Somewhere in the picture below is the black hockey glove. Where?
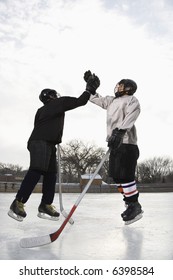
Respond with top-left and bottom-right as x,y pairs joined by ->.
108,128 -> 126,151
84,70 -> 92,82
86,74 -> 100,95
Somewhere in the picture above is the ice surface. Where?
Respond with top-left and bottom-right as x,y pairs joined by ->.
0,192 -> 173,260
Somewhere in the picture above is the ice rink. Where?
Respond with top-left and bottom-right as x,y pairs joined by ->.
0,192 -> 173,260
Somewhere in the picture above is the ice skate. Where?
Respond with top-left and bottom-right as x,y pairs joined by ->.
121,202 -> 143,225
8,199 -> 27,222
37,203 -> 60,221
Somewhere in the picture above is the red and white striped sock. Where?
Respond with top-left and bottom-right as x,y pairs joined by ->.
121,181 -> 138,198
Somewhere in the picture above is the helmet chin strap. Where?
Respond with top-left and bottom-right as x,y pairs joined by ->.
115,90 -> 129,98
114,86 -> 131,98
115,91 -> 124,98
50,92 -> 61,100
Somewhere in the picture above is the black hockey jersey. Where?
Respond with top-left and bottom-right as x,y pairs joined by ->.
28,91 -> 90,145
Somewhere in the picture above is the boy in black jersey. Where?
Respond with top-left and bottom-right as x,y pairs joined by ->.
8,77 -> 100,221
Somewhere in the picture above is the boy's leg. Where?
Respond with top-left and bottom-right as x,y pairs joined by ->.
38,144 -> 59,220
41,144 -> 57,204
110,144 -> 143,224
41,172 -> 57,205
8,169 -> 41,221
8,140 -> 49,221
16,169 -> 41,203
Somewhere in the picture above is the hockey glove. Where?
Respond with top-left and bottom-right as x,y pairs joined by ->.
84,70 -> 92,82
86,74 -> 100,95
108,128 -> 126,151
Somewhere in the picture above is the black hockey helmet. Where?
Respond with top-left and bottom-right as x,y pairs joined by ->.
39,88 -> 60,104
118,79 -> 137,95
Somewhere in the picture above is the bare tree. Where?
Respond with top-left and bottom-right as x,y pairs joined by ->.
59,140 -> 105,182
0,163 -> 23,176
137,157 -> 173,183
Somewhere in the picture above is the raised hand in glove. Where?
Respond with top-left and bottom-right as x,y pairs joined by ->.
108,128 -> 126,151
86,74 -> 100,95
84,70 -> 92,82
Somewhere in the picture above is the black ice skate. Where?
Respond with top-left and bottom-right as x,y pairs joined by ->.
8,199 -> 27,222
121,202 -> 143,225
37,203 -> 60,221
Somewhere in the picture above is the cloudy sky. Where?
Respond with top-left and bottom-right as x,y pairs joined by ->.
0,0 -> 173,169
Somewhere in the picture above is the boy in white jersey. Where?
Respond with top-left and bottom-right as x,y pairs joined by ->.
84,71 -> 143,225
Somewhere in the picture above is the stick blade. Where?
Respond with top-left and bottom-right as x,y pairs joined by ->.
20,234 -> 52,248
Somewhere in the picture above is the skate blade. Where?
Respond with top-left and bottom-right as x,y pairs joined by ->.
8,209 -> 24,222
124,212 -> 143,225
37,212 -> 59,221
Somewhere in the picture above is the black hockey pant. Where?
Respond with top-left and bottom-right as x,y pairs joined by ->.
109,144 -> 139,203
16,170 -> 57,204
16,140 -> 57,204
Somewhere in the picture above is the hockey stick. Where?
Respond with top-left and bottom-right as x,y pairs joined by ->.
20,149 -> 110,248
57,144 -> 74,224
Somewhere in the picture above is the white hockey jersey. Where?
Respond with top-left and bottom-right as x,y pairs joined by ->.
90,93 -> 140,145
